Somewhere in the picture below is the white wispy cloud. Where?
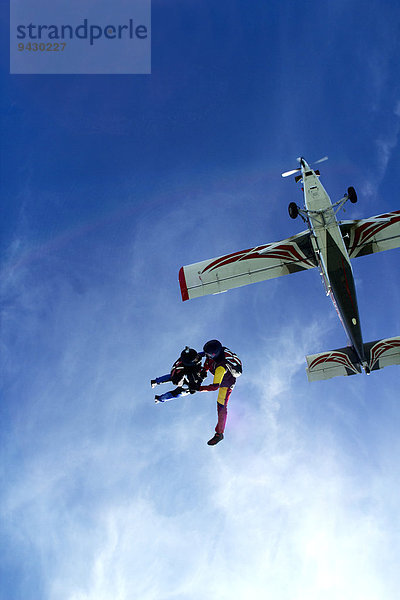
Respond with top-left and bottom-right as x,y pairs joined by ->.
360,100 -> 400,200
4,287 -> 399,600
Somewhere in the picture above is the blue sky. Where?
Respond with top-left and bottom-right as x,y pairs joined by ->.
1,1 -> 400,599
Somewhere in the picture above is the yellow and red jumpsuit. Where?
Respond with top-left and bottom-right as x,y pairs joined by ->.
200,356 -> 236,435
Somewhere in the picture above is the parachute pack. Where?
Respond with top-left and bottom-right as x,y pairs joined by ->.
223,348 -> 242,378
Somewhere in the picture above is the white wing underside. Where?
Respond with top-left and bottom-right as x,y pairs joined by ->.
340,210 -> 400,258
179,230 -> 317,301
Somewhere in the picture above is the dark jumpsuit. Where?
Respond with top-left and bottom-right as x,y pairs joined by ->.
154,357 -> 206,401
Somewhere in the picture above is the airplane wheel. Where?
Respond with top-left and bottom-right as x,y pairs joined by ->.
347,186 -> 357,203
288,202 -> 299,219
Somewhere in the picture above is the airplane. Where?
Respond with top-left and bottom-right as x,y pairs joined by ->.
179,157 -> 400,382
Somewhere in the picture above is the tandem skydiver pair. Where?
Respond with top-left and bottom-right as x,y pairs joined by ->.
151,340 -> 242,446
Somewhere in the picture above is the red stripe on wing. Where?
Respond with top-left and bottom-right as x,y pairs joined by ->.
349,211 -> 400,256
201,245 -> 271,273
369,338 -> 400,370
201,242 -> 314,274
309,351 -> 359,373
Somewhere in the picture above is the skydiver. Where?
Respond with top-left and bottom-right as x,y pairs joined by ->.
198,339 -> 242,446
151,346 -> 206,403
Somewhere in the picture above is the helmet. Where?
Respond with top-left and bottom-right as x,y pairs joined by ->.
180,346 -> 200,367
203,339 -> 223,359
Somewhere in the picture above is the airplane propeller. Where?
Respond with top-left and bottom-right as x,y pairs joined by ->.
281,167 -> 301,178
281,156 -> 328,178
313,156 -> 328,165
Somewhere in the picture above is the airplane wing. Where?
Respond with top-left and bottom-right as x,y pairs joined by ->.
340,210 -> 400,258
179,230 -> 317,301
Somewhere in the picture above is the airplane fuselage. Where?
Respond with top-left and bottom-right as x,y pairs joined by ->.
300,159 -> 366,366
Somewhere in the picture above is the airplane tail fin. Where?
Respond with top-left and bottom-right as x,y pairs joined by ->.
306,336 -> 400,382
363,336 -> 400,372
306,346 -> 362,382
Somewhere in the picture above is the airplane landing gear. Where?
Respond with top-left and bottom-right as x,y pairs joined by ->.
347,186 -> 357,203
288,202 -> 299,219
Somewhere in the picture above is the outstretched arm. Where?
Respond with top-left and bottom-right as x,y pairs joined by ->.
198,365 -> 226,392
199,383 -> 219,392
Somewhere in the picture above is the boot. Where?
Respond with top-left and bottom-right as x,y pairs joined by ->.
207,433 -> 224,446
